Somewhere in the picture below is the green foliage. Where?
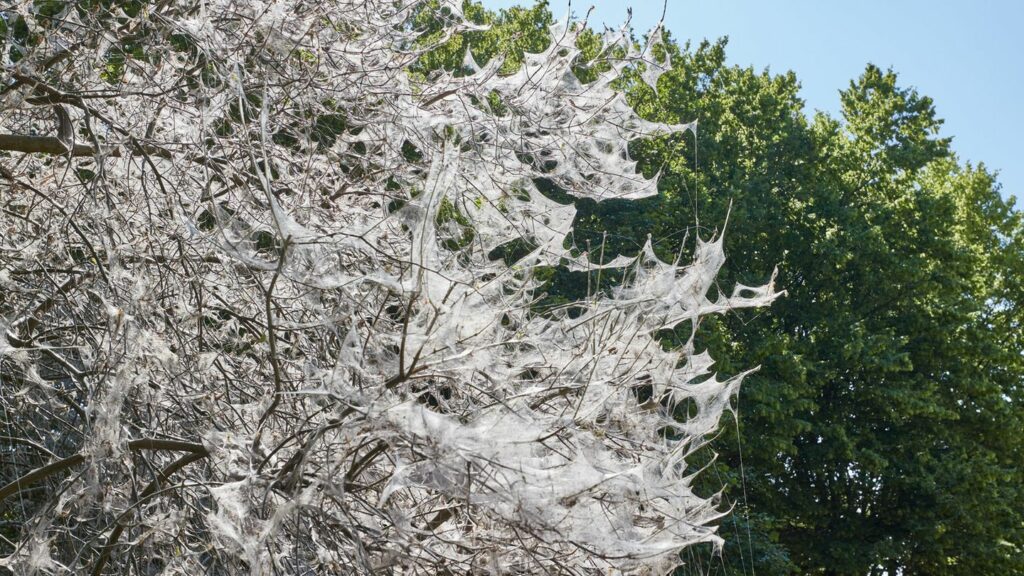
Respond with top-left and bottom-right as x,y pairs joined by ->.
439,3 -> 1024,574
410,0 -> 553,77
638,43 -> 1023,575
436,197 -> 476,250
652,47 -> 1023,576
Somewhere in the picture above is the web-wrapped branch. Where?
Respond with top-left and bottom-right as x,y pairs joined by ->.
0,1 -> 780,574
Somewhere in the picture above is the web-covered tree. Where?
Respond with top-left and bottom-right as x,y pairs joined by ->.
0,1 -> 780,574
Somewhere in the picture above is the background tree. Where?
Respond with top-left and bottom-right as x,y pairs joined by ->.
593,22 -> 1024,576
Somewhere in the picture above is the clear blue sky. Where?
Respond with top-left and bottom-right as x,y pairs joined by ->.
480,0 -> 1023,203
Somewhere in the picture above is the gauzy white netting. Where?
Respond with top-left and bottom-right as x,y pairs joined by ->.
0,1 -> 782,574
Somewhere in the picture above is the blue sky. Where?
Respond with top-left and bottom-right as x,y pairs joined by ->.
480,0 -> 1023,203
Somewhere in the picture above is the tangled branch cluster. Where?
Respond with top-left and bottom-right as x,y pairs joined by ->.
0,1 -> 781,574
